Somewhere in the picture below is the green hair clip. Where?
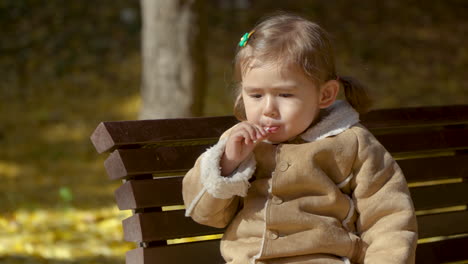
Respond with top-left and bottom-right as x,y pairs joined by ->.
239,30 -> 255,47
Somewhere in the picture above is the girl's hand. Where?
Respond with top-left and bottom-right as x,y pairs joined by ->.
220,122 -> 268,176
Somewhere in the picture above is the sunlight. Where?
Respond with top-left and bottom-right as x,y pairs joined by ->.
114,93 -> 141,120
0,161 -> 20,179
167,234 -> 224,245
0,207 -> 133,260
40,122 -> 90,143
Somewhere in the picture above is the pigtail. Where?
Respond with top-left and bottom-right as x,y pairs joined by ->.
338,76 -> 373,114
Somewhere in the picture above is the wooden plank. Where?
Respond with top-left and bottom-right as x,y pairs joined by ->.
411,181 -> 468,211
90,122 -> 116,154
115,177 -> 183,210
104,145 -> 209,180
125,236 -> 468,264
90,116 -> 238,153
399,155 -> 468,182
417,210 -> 468,239
376,126 -> 468,153
114,171 -> 468,212
123,211 -> 225,242
126,240 -> 223,264
361,104 -> 468,130
90,105 -> 468,154
416,236 -> 468,264
123,208 -> 468,243
105,140 -> 468,181
116,176 -> 468,211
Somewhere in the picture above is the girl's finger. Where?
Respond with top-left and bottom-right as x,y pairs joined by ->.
247,124 -> 264,140
254,124 -> 267,138
241,123 -> 258,141
240,130 -> 253,145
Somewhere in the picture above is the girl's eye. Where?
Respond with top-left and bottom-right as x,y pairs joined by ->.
250,94 -> 262,99
280,93 -> 293,98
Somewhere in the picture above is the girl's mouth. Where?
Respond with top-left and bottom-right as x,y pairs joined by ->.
264,126 -> 280,133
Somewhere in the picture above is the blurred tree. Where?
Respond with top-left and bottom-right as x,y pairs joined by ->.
140,0 -> 206,119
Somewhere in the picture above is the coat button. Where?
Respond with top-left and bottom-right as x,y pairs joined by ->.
278,161 -> 289,171
271,196 -> 283,205
268,230 -> 279,240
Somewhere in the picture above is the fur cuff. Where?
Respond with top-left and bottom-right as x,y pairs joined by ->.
200,138 -> 256,199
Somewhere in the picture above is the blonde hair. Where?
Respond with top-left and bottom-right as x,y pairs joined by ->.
233,12 -> 372,120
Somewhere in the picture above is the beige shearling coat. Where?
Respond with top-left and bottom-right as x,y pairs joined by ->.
183,101 -> 418,264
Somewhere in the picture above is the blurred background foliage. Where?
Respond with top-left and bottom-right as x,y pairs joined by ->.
0,0 -> 467,263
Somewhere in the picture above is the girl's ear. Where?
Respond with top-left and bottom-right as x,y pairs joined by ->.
318,80 -> 339,109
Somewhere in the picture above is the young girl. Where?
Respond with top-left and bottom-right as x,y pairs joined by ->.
183,13 -> 417,264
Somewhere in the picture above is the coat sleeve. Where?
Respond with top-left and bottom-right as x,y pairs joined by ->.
350,127 -> 418,264
182,127 -> 257,228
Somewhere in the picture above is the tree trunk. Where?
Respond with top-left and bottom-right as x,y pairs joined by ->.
140,0 -> 206,119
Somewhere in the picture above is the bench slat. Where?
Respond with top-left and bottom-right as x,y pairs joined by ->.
122,208 -> 468,242
126,240 -> 223,264
91,116 -> 237,153
104,138 -> 468,181
416,236 -> 468,264
115,177 -> 183,210
105,145 -> 209,180
377,126 -> 468,154
362,105 -> 468,130
125,236 -> 468,264
115,176 -> 467,211
410,181 -> 468,211
90,105 -> 468,154
417,210 -> 468,239
123,211 -> 224,242
399,155 -> 468,183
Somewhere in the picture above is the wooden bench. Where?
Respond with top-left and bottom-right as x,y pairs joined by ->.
91,105 -> 468,264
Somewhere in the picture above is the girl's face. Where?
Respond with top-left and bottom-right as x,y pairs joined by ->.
242,62 -> 336,143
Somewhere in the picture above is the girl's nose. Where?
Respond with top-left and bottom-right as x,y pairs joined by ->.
263,97 -> 279,118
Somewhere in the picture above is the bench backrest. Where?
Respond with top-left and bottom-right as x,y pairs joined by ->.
91,105 -> 468,264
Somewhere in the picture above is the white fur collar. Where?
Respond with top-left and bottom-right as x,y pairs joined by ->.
299,100 -> 360,142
